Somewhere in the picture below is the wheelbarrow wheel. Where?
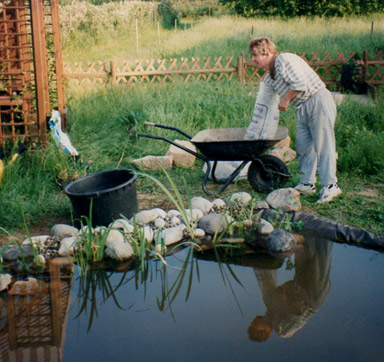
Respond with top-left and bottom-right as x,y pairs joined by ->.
248,155 -> 289,193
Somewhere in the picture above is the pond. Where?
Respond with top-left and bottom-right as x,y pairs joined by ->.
1,233 -> 383,362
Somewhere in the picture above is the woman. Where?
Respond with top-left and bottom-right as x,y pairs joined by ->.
249,37 -> 342,203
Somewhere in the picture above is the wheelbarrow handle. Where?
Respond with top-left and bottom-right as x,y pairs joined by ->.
138,133 -> 208,162
143,122 -> 192,139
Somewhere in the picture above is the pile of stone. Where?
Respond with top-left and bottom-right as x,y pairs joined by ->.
0,188 -> 302,278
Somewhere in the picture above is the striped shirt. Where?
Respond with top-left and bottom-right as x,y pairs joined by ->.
264,53 -> 325,106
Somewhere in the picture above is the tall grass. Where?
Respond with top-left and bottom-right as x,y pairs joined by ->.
62,13 -> 384,62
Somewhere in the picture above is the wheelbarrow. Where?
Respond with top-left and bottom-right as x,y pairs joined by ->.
138,122 -> 291,195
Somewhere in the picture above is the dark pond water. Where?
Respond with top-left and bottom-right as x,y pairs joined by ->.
1,234 -> 383,362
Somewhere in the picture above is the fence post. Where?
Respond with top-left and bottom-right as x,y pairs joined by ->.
362,50 -> 369,82
237,54 -> 245,85
110,60 -> 118,86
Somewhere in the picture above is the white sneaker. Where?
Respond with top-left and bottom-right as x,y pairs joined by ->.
295,183 -> 316,195
316,184 -> 342,203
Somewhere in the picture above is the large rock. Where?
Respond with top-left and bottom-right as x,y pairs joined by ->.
183,208 -> 204,223
2,244 -> 35,261
269,146 -> 297,163
132,155 -> 173,171
198,213 -> 231,235
267,229 -> 295,253
266,188 -> 301,212
166,140 -> 196,168
51,224 -> 79,238
273,135 -> 291,149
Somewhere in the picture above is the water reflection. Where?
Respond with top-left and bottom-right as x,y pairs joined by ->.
248,236 -> 332,341
0,258 -> 73,362
2,233 -> 383,362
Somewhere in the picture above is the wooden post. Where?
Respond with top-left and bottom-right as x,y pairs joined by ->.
30,0 -> 50,145
237,54 -> 245,85
50,0 -> 66,127
175,18 -> 177,31
136,18 -> 139,52
157,21 -> 161,49
110,60 -> 118,86
371,21 -> 374,36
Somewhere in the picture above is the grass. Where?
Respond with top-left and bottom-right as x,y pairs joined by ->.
0,14 -> 383,244
62,14 -> 384,62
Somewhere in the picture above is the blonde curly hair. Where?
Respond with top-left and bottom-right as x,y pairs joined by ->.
248,37 -> 277,56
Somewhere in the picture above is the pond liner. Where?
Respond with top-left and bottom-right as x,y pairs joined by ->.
259,209 -> 384,252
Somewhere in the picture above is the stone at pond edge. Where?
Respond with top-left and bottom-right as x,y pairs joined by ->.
51,224 -> 79,238
158,224 -> 187,246
2,244 -> 35,261
198,213 -> 231,235
58,237 -> 78,257
266,188 -> 301,212
258,219 -> 274,235
267,229 -> 295,253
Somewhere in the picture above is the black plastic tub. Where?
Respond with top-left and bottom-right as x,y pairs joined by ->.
64,169 -> 138,226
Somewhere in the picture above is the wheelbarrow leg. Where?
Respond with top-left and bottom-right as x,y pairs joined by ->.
202,161 -> 250,195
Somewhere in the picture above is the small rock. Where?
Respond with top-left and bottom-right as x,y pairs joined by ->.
0,274 -> 12,292
212,198 -> 226,208
104,241 -> 134,261
273,135 -> 291,148
167,209 -> 181,218
228,192 -> 252,206
266,188 -> 301,212
258,218 -> 274,235
170,216 -> 181,226
256,200 -> 270,209
159,224 -> 187,246
191,197 -> 213,214
8,277 -> 46,295
133,210 -> 159,225
109,219 -> 134,233
267,229 -> 295,253
193,228 -> 206,238
139,226 -> 154,243
154,218 -> 166,229
106,229 -> 125,244
151,208 -> 167,219
183,209 -> 204,223
154,243 -> 167,254
51,224 -> 78,238
34,254 -> 46,266
58,237 -> 78,257
22,235 -> 50,246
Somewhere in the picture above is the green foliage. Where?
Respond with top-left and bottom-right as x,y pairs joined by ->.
158,0 -> 180,29
335,99 -> 384,175
219,0 -> 384,17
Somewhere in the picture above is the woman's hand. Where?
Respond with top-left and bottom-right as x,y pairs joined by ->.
278,99 -> 289,111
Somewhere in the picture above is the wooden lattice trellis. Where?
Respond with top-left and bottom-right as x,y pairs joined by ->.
0,0 -> 65,148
